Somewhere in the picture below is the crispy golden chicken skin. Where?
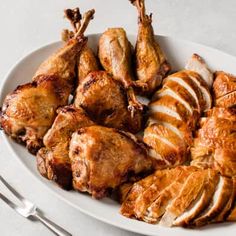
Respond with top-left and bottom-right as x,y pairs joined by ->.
69,125 -> 152,199
77,45 -> 99,84
98,27 -> 144,113
37,105 -> 94,189
130,0 -> 171,95
0,8 -> 95,154
0,37 -> 86,154
74,71 -> 145,133
62,8 -> 99,84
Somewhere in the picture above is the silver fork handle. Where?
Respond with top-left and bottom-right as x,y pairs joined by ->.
34,212 -> 72,236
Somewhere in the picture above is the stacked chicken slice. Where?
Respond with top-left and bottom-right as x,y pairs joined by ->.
120,166 -> 236,227
144,54 -> 213,168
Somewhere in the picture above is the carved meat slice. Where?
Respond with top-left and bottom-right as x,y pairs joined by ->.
148,112 -> 193,146
144,124 -> 188,167
143,166 -> 197,223
159,169 -> 207,227
164,71 -> 204,112
185,70 -> 212,111
192,176 -> 233,226
149,95 -> 195,129
173,169 -> 219,226
185,53 -> 213,88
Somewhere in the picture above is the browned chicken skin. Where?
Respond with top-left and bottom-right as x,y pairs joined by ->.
37,105 -> 94,189
98,27 -> 144,114
0,9 -> 96,154
62,8 -> 99,84
69,125 -> 152,199
130,0 -> 171,95
1,39 -> 86,154
74,71 -> 144,133
191,107 -> 236,177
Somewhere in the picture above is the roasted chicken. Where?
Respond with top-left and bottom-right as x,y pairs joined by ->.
69,125 -> 152,199
213,71 -> 236,108
191,107 -> 236,177
130,0 -> 171,95
98,27 -> 144,114
0,10 -> 93,153
145,54 -> 213,168
37,105 -> 94,189
62,8 -> 99,84
121,166 -> 236,227
74,71 -> 144,133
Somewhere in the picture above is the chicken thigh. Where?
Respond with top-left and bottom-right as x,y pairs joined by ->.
37,105 -> 94,189
74,71 -> 145,133
69,125 -> 152,199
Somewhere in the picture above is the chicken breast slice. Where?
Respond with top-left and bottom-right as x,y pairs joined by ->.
164,71 -> 203,112
186,70 -> 212,111
149,95 -> 195,129
214,177 -> 236,222
185,54 -> 213,87
148,112 -> 193,146
144,124 -> 188,167
143,166 -> 198,223
173,169 -> 219,226
159,169 -> 207,227
192,176 -> 233,226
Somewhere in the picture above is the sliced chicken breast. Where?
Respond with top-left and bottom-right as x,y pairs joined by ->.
143,166 -> 198,223
148,112 -> 193,146
173,169 -> 219,226
214,177 -> 236,222
159,169 -> 207,227
120,171 -> 164,217
164,71 -> 203,112
185,53 -> 213,88
185,70 -> 212,111
149,95 -> 195,129
133,167 -> 184,219
192,176 -> 233,226
156,80 -> 199,114
144,124 -> 188,166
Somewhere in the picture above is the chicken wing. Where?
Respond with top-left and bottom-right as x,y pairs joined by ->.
69,125 -> 152,199
130,0 -> 171,95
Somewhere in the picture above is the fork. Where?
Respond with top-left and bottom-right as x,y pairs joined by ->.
0,175 -> 72,236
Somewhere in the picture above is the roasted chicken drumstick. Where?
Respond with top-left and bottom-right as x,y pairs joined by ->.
0,11 -> 92,153
98,27 -> 144,114
62,8 -> 99,84
130,0 -> 171,95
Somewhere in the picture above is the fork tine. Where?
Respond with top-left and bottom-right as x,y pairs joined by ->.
0,192 -> 18,209
0,175 -> 32,206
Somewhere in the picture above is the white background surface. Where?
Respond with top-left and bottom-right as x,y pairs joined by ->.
0,0 -> 235,236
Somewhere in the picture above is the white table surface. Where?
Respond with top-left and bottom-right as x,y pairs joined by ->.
0,0 -> 235,235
